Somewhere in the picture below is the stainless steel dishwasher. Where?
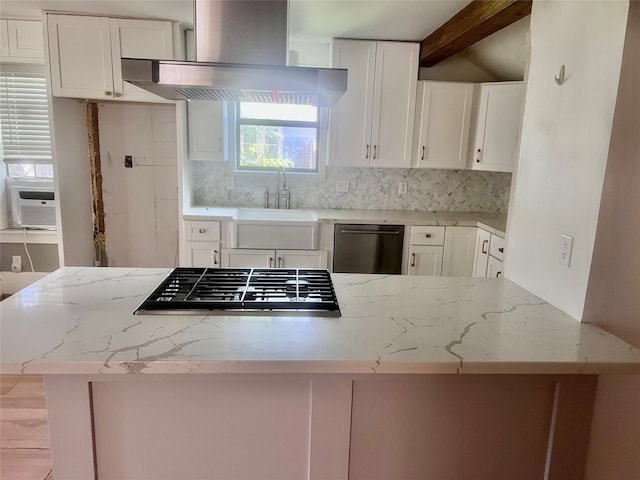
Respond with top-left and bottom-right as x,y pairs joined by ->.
333,224 -> 404,274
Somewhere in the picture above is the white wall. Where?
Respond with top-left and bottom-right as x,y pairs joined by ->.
504,0 -> 629,320
49,97 -> 94,266
582,3 -> 640,477
98,104 -> 178,268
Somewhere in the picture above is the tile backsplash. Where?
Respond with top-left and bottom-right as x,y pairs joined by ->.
191,162 -> 511,212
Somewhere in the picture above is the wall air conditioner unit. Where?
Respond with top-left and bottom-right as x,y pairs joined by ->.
9,184 -> 57,229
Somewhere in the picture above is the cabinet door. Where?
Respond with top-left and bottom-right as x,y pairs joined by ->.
471,82 -> 524,172
109,18 -> 174,102
473,228 -> 491,278
407,245 -> 443,276
442,227 -> 477,277
47,15 -> 114,99
184,242 -> 220,267
329,39 -> 376,167
486,255 -> 503,278
0,20 -> 9,58
2,20 -> 44,63
187,101 -> 226,161
221,249 -> 274,268
277,250 -> 328,269
369,41 -> 419,168
412,81 -> 474,169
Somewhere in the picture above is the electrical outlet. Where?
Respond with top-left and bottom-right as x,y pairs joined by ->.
336,179 -> 349,193
225,177 -> 235,190
398,181 -> 408,195
11,255 -> 22,273
560,234 -> 573,266
124,155 -> 133,168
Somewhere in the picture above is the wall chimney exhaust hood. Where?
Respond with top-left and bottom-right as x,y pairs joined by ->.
122,0 -> 347,106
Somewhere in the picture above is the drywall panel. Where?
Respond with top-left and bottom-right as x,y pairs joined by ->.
50,97 -> 94,266
99,103 -> 178,267
504,0 -> 629,320
582,4 -> 640,479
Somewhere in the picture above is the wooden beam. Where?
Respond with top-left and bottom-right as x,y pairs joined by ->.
420,0 -> 532,67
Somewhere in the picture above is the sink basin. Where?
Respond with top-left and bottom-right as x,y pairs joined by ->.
234,209 -> 319,250
234,208 -> 318,222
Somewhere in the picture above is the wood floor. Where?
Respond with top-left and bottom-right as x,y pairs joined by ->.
1,375 -> 53,480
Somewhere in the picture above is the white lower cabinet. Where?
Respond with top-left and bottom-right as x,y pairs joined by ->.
442,227 -> 477,277
184,242 -> 220,267
487,255 -> 503,278
407,245 -> 443,276
221,249 -> 328,269
473,228 -> 491,277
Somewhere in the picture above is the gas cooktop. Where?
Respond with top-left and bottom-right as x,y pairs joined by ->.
134,268 -> 341,317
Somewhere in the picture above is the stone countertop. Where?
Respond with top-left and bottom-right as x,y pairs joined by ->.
2,267 -> 638,375
183,207 -> 508,236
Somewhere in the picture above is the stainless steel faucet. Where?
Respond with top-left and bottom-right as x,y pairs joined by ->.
264,165 -> 291,209
276,165 -> 290,209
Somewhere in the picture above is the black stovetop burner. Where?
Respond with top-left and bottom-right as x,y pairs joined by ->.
134,268 -> 341,316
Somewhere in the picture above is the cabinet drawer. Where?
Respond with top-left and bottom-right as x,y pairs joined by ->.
410,226 -> 445,245
489,234 -> 505,261
186,221 -> 220,242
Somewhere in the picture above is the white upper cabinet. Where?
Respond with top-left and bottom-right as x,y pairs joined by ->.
187,101 -> 226,161
329,39 -> 419,168
47,14 -> 174,102
412,81 -> 474,169
0,19 -> 44,63
469,81 -> 524,173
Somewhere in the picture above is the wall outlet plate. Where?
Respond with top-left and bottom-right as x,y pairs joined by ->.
399,181 -> 408,195
560,234 -> 573,266
225,177 -> 235,190
336,179 -> 349,193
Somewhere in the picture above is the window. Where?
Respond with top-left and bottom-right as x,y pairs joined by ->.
0,70 -> 53,178
236,102 -> 318,172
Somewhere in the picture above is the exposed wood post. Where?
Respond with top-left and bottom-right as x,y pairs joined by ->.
420,0 -> 532,67
86,102 -> 107,267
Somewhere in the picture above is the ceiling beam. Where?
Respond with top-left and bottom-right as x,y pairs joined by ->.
420,0 -> 532,67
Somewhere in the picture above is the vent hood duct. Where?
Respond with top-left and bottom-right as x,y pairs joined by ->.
122,0 -> 347,106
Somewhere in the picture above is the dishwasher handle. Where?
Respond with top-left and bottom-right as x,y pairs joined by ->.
339,229 -> 400,235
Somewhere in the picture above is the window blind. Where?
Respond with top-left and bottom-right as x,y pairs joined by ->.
0,71 -> 52,164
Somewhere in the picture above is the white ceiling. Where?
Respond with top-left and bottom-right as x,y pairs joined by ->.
0,0 -> 527,79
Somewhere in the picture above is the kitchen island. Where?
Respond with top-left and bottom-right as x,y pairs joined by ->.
2,267 -> 639,479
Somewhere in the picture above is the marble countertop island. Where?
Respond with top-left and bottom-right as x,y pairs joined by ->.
2,267 -> 638,375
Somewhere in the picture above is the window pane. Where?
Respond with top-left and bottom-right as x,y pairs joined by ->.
240,102 -> 317,122
239,125 -> 316,170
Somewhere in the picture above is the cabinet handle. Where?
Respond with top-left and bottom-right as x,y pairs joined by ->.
482,239 -> 488,254
476,149 -> 482,163
364,144 -> 370,159
277,256 -> 282,268
425,233 -> 432,238
496,271 -> 502,278
269,257 -> 273,268
411,252 -> 416,267
114,92 -> 122,97
213,250 -> 218,265
198,228 -> 206,234
219,138 -> 223,153
421,145 -> 425,161
105,91 -> 112,96
373,144 -> 377,160
498,247 -> 504,253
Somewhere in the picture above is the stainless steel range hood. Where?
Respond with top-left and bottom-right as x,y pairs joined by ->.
122,0 -> 347,106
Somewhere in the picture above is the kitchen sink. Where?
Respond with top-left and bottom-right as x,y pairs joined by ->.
234,208 -> 318,222
234,209 -> 319,249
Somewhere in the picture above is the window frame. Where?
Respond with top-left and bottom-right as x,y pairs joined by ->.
233,102 -> 322,175
0,64 -> 54,179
